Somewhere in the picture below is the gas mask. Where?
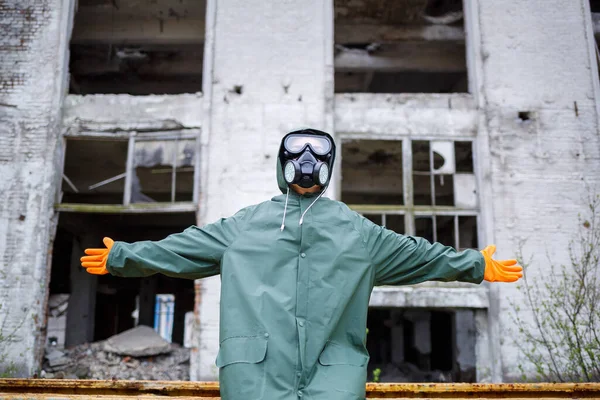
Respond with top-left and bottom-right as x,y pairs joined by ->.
279,130 -> 335,189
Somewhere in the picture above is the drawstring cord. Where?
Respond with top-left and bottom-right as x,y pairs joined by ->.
299,185 -> 328,226
280,186 -> 290,231
280,185 -> 329,230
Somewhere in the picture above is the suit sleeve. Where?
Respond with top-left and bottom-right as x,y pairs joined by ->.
105,206 -> 254,279
358,216 -> 485,286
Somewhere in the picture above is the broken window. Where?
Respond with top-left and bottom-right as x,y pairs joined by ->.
341,139 -> 404,205
60,131 -> 199,206
69,0 -> 205,95
366,308 -> 476,382
61,138 -> 128,204
334,0 -> 468,93
134,138 -> 196,203
342,138 -> 478,249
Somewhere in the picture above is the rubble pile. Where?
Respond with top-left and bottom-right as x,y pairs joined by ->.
42,326 -> 190,380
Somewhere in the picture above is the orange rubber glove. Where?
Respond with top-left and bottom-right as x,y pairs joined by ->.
80,237 -> 114,275
481,245 -> 523,282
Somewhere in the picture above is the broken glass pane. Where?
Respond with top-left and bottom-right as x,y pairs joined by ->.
454,174 -> 477,208
431,141 -> 455,175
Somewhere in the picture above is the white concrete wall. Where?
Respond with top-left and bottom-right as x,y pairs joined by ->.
0,0 -> 74,376
469,0 -> 600,380
192,0 -> 334,380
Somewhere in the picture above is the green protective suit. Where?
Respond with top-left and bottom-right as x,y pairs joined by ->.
106,139 -> 485,400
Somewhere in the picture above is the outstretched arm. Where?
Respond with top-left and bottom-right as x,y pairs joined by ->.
80,206 -> 256,280
358,217 -> 521,286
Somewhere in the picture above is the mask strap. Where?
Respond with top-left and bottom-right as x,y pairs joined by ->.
280,186 -> 290,231
299,185 -> 328,226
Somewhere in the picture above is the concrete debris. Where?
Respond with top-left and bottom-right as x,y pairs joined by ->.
103,325 -> 171,357
45,349 -> 65,361
42,328 -> 190,380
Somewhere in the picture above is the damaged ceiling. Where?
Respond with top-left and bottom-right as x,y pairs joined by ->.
334,0 -> 467,93
69,0 -> 206,94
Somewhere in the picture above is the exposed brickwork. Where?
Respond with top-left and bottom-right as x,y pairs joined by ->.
0,0 -> 70,377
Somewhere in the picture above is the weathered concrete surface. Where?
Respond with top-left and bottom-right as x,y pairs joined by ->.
192,0 -> 334,380
469,0 -> 600,381
0,0 -> 74,376
335,93 -> 478,138
63,94 -> 203,132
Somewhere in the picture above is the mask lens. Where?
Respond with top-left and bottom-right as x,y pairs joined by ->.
285,135 -> 331,155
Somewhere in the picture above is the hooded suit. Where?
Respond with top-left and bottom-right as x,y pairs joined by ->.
105,129 -> 485,399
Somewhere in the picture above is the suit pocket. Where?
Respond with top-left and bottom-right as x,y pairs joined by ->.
314,341 -> 369,399
318,340 -> 369,366
216,336 -> 268,400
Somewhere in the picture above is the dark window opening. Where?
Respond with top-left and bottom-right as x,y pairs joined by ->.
48,212 -> 196,351
385,214 -> 405,234
69,0 -> 206,95
334,0 -> 468,93
341,139 -> 404,205
366,308 -> 476,382
61,139 -> 128,204
454,141 -> 473,173
458,216 -> 478,250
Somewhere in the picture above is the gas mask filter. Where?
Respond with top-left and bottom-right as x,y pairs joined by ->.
280,133 -> 333,188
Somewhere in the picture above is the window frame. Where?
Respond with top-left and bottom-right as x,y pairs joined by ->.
57,128 -> 202,214
340,135 -> 481,250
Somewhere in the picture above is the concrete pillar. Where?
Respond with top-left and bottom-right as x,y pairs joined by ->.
192,0 -> 334,380
404,310 -> 431,370
0,0 -> 75,376
65,236 -> 97,347
465,0 -> 600,381
172,282 -> 193,346
455,310 -> 476,381
138,276 -> 157,328
390,310 -> 405,364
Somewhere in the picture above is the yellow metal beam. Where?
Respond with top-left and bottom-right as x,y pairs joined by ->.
0,380 -> 599,399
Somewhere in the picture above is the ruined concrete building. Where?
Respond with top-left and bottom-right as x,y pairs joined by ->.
1,0 -> 599,382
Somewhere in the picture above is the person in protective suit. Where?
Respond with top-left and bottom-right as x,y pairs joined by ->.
81,129 -> 522,400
